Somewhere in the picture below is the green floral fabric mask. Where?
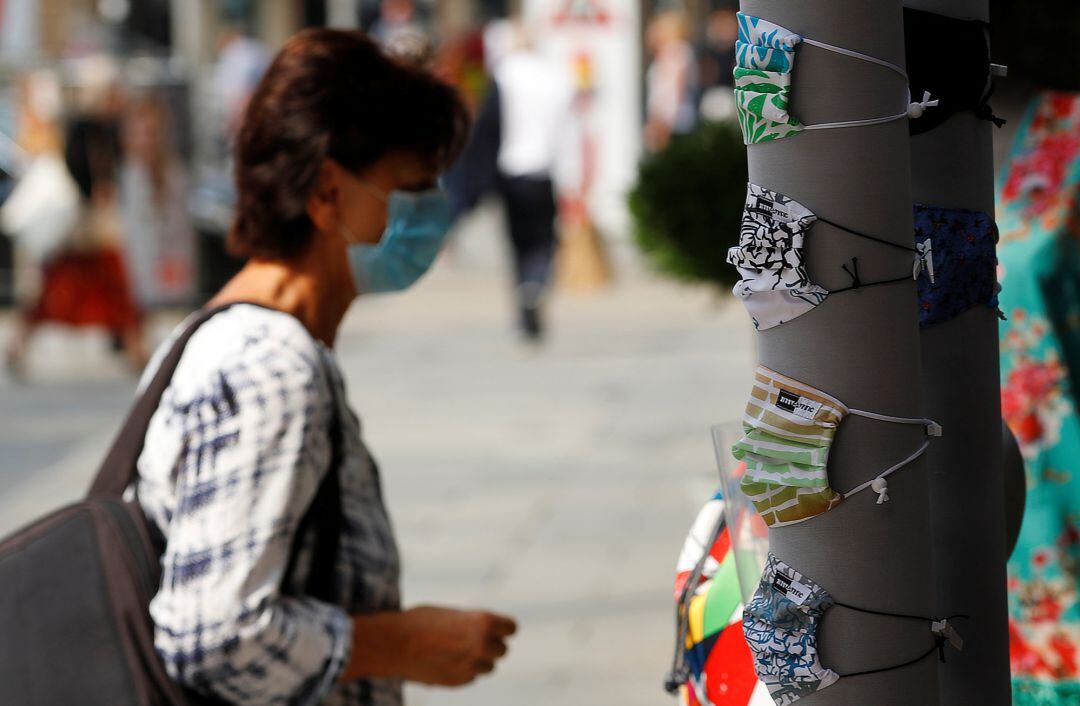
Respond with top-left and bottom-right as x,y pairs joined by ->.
733,12 -> 933,145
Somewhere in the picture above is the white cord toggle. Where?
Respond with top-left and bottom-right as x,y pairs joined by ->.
907,90 -> 939,119
871,477 -> 889,504
914,240 -> 935,284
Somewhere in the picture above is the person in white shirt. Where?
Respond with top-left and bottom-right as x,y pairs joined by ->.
490,24 -> 574,340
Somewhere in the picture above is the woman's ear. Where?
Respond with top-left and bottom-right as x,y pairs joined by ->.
306,159 -> 341,234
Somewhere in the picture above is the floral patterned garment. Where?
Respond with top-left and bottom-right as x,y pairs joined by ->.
998,92 -> 1080,706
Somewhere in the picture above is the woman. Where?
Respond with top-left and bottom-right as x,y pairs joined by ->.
119,93 -> 196,307
131,30 -> 516,705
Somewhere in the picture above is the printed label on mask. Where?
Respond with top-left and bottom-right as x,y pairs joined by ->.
776,389 -> 823,420
751,200 -> 794,223
772,570 -> 811,606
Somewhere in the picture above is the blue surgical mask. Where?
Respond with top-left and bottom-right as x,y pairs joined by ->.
344,186 -> 452,294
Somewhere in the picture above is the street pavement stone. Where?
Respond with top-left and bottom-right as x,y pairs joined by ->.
0,257 -> 754,706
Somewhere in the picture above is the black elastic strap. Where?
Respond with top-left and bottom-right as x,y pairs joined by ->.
839,640 -> 942,679
828,257 -> 913,295
831,608 -> 970,678
975,102 -> 1007,128
283,369 -> 344,603
816,216 -> 918,255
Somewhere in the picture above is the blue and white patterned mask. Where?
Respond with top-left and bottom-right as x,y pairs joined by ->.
743,554 -> 966,705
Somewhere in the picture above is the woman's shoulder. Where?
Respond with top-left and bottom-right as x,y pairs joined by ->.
142,303 -> 331,404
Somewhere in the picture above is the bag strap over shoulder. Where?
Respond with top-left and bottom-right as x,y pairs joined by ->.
88,303 -> 246,498
285,364 -> 345,603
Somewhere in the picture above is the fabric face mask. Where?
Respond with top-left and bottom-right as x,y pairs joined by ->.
744,554 -> 964,705
345,187 -> 452,294
914,204 -> 1001,327
728,183 -> 931,331
734,13 -> 935,145
904,7 -> 1006,135
733,365 -> 942,528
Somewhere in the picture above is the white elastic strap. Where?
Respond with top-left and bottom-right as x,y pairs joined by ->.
803,88 -> 938,132
803,111 -> 909,131
848,408 -> 943,437
843,439 -> 931,503
800,37 -> 908,82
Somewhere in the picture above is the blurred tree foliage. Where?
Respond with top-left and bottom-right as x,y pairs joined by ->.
629,120 -> 747,289
991,0 -> 1080,91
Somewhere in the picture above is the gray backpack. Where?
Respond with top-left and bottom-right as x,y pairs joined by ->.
0,303 -> 342,705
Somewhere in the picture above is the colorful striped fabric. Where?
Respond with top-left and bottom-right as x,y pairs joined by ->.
734,365 -> 848,528
673,493 -> 771,706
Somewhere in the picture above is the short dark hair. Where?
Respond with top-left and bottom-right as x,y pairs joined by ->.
229,29 -> 469,260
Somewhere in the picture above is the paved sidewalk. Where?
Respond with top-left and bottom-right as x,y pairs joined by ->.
0,256 -> 755,705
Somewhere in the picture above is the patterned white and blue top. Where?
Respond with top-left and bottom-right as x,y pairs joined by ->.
130,304 -> 402,706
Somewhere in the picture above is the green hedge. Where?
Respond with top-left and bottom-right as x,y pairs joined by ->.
629,120 -> 747,289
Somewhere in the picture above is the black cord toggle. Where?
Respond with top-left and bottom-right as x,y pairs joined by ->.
841,257 -> 863,289
936,634 -> 948,664
976,103 -> 1007,128
664,665 -> 691,694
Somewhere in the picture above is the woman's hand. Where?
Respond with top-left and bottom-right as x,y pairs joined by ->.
341,605 -> 517,687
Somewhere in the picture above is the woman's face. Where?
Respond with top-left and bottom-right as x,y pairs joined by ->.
333,151 -> 439,246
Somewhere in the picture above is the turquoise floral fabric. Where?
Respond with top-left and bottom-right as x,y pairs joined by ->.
998,92 -> 1080,706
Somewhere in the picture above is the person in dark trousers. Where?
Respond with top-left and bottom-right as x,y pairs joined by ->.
449,23 -> 572,342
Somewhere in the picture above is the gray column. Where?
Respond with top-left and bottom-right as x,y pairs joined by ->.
741,1 -> 939,704
906,1 -> 1011,703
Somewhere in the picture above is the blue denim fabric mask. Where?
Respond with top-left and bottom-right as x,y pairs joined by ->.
347,188 -> 452,294
744,553 -> 966,705
913,204 -> 1001,327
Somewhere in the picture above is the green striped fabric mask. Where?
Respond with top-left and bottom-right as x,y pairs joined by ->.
734,365 -> 942,527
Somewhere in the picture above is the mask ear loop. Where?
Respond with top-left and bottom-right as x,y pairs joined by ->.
794,38 -> 940,130
842,439 -> 930,504
814,217 -> 935,287
840,412 -> 941,504
828,608 -> 970,677
827,257 -> 913,295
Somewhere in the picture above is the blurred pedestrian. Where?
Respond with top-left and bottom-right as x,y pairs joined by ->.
452,21 -> 573,341
0,70 -> 79,323
4,63 -> 147,375
370,0 -> 422,47
119,93 -> 196,307
698,8 -> 739,123
644,10 -> 698,152
129,29 -> 516,706
213,21 -> 270,142
493,26 -> 573,340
